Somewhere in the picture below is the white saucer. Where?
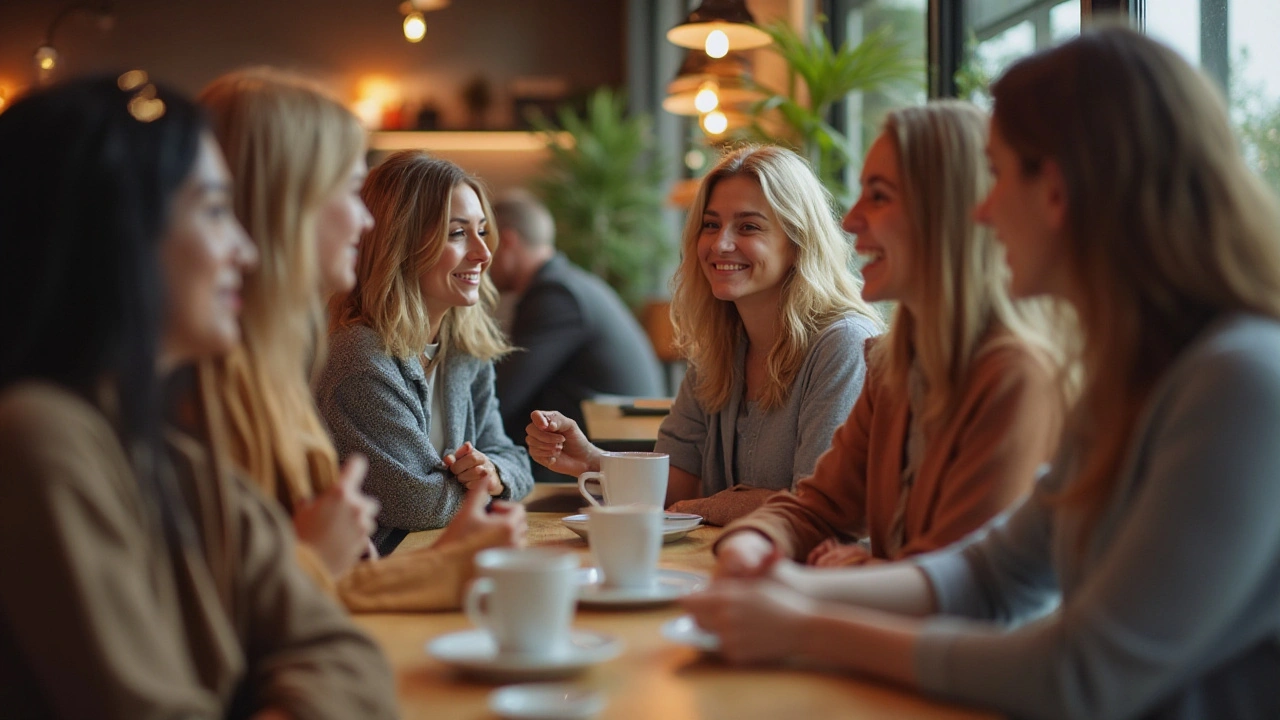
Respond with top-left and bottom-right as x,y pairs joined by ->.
575,567 -> 708,607
488,683 -> 607,720
661,615 -> 721,652
427,629 -> 623,681
561,512 -> 703,543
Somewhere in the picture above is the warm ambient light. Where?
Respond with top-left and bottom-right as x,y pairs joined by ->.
704,29 -> 729,58
701,110 -> 728,135
693,81 -> 719,113
352,76 -> 403,130
34,46 -> 58,72
403,12 -> 426,42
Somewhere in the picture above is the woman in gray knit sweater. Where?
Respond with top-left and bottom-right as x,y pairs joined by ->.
317,153 -> 532,555
526,145 -> 883,526
683,28 -> 1280,720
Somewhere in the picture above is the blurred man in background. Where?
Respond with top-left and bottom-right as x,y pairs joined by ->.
490,191 -> 664,480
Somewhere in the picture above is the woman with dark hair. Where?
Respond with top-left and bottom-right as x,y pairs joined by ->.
683,27 -> 1280,720
0,75 -> 396,719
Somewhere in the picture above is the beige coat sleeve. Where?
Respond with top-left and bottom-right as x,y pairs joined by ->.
224,471 -> 400,720
0,386 -> 224,719
337,527 -> 510,613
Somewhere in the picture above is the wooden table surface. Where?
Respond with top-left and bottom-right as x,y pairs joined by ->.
353,485 -> 1000,720
580,396 -> 668,446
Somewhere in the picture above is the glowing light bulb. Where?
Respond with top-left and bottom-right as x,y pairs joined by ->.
694,81 -> 719,113
702,110 -> 728,135
403,12 -> 426,43
34,46 -> 58,72
705,29 -> 729,58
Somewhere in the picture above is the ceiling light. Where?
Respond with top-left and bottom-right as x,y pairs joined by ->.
667,0 -> 771,54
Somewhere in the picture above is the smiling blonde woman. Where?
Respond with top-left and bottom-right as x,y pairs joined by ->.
526,145 -> 882,525
318,151 -> 533,556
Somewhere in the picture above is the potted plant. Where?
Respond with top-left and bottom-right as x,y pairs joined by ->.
529,88 -> 671,309
738,19 -> 921,207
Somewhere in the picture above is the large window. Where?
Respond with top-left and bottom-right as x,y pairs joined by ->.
959,0 -> 1081,105
1147,0 -> 1280,196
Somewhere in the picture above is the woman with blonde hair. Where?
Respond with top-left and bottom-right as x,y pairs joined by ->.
527,145 -> 882,525
685,28 -> 1280,718
318,151 -> 533,556
201,69 -> 526,610
714,101 -> 1064,573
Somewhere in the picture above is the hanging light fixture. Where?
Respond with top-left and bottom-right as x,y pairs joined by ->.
661,49 -> 762,117
667,0 -> 771,56
398,0 -> 449,44
31,1 -> 114,86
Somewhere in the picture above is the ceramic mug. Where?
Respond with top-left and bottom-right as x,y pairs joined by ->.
463,548 -> 579,658
587,505 -> 664,589
577,451 -> 668,508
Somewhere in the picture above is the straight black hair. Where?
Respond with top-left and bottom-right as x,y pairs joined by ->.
0,75 -> 205,475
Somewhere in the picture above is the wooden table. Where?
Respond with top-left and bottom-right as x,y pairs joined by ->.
580,396 -> 668,452
353,485 -> 999,720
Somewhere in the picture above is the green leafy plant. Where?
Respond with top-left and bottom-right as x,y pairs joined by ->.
743,19 -> 921,206
529,89 -> 670,307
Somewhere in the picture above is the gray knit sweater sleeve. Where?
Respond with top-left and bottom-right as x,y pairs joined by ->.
315,326 -> 464,532
912,315 -> 1280,720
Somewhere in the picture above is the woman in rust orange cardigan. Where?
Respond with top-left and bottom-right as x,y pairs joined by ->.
716,102 -> 1068,574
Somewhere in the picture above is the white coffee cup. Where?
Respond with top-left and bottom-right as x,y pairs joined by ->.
577,451 -> 668,508
587,505 -> 664,589
464,548 -> 579,658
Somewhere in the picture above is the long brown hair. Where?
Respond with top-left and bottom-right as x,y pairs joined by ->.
331,151 -> 510,364
868,101 -> 1063,427
991,27 -> 1280,521
670,145 -> 882,412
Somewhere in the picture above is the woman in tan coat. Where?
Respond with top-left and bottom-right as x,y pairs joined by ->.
198,68 -> 525,611
716,102 -> 1067,574
0,76 -> 395,719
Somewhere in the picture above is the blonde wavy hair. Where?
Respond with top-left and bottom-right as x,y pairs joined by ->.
868,101 -> 1064,427
991,27 -> 1280,522
670,145 -> 882,412
199,67 -> 366,488
332,151 -> 510,364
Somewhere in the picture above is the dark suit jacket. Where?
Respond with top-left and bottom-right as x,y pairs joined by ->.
496,254 -> 664,471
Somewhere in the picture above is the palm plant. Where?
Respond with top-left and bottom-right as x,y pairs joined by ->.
530,89 -> 670,308
744,19 -> 921,206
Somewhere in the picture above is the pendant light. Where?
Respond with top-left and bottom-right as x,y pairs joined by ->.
661,49 -> 762,117
666,0 -> 771,56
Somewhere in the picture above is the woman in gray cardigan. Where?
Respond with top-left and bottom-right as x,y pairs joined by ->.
526,146 -> 882,526
318,153 -> 532,555
682,29 -> 1280,720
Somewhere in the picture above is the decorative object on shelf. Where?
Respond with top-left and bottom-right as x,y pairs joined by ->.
529,89 -> 670,308
667,0 -> 771,57
32,1 -> 114,86
461,75 -> 493,130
